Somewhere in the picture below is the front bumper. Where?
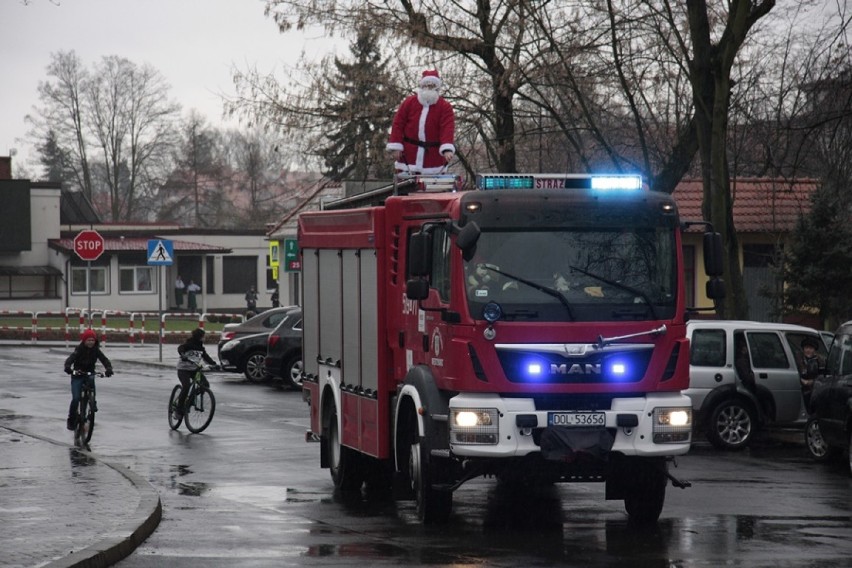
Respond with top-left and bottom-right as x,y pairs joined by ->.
447,392 -> 692,459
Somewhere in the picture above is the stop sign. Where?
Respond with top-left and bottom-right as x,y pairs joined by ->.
73,229 -> 105,261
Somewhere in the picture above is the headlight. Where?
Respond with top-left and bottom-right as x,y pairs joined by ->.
652,407 -> 692,443
450,408 -> 499,445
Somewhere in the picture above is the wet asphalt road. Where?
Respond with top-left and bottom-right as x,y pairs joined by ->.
2,346 -> 852,567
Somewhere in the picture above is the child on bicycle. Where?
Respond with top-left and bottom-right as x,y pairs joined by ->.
176,328 -> 218,419
64,328 -> 114,430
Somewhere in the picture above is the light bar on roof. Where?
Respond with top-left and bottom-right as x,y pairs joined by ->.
476,173 -> 643,191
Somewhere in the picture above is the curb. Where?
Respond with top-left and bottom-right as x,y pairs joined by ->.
3,426 -> 162,568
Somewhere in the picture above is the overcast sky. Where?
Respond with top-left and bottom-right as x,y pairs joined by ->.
0,0 -> 328,172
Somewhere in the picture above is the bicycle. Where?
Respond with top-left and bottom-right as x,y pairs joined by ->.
168,363 -> 217,433
72,371 -> 105,450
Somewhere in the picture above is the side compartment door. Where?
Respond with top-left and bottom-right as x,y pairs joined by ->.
745,331 -> 802,423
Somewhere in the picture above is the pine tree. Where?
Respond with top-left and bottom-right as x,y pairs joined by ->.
318,26 -> 398,181
783,178 -> 852,328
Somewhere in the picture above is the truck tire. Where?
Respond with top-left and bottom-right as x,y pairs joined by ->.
408,416 -> 451,523
327,404 -> 364,491
706,399 -> 756,450
805,418 -> 839,462
623,461 -> 667,524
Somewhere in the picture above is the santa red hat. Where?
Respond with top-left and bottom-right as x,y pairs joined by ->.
419,69 -> 442,88
80,328 -> 97,342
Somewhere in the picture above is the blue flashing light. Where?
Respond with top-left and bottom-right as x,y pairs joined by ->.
590,175 -> 643,191
477,175 -> 535,190
475,173 -> 643,191
527,363 -> 542,375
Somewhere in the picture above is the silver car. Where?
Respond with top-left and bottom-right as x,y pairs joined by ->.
685,320 -> 827,450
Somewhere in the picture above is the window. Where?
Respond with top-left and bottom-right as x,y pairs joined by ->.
746,332 -> 789,369
840,334 -> 852,376
690,328 -> 726,367
431,226 -> 451,302
71,266 -> 108,295
119,266 -> 155,293
223,256 -> 258,294
683,245 -> 695,306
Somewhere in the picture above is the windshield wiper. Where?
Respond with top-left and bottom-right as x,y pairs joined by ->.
479,265 -> 575,321
567,265 -> 659,320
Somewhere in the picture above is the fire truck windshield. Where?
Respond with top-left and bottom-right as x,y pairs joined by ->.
464,227 -> 676,322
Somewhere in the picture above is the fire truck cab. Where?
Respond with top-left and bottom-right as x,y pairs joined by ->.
299,173 -> 723,524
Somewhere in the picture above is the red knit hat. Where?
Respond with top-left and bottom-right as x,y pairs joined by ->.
80,328 -> 97,342
420,69 -> 442,88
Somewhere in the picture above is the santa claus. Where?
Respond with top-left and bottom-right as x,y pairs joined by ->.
387,69 -> 456,174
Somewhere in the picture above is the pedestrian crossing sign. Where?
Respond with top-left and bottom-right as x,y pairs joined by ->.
147,239 -> 174,265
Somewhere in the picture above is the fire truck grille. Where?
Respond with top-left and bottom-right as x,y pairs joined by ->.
496,347 -> 652,384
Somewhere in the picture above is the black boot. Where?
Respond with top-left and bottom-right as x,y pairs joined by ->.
67,416 -> 75,430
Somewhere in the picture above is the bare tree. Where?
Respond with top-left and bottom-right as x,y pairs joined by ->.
27,51 -> 180,221
87,56 -> 181,220
26,51 -> 95,199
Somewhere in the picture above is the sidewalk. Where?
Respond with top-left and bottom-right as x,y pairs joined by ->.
1,343 -> 170,567
0,427 -> 161,568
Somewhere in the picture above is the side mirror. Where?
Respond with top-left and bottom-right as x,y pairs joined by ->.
705,277 -> 725,300
408,231 -> 432,277
703,232 -> 724,277
406,279 -> 429,300
456,221 -> 480,249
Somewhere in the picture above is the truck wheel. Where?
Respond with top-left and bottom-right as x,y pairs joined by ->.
408,429 -> 452,523
805,418 -> 839,462
623,461 -> 667,524
327,405 -> 363,491
706,399 -> 756,450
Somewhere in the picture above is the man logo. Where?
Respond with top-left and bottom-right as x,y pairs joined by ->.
551,363 -> 601,375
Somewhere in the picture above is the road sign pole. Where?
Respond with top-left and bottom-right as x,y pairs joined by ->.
87,260 -> 92,328
158,265 -> 163,362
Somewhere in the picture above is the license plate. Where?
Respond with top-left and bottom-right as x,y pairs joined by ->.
547,412 -> 606,427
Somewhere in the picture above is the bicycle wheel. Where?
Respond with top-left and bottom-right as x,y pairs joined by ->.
168,384 -> 184,430
184,385 -> 215,433
83,397 -> 95,444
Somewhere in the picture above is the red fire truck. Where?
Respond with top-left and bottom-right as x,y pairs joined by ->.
298,173 -> 723,524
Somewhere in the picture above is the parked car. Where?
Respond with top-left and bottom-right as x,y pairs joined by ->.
264,307 -> 302,389
805,320 -> 852,475
218,331 -> 274,382
685,320 -> 827,450
217,306 -> 296,360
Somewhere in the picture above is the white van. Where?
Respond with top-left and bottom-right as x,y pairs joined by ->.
685,320 -> 827,450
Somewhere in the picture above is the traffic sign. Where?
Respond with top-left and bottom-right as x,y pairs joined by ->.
147,239 -> 174,266
73,230 -> 105,261
284,238 -> 300,272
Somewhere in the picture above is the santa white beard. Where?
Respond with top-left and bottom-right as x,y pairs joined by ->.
417,87 -> 440,106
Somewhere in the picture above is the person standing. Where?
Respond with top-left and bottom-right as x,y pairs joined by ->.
271,288 -> 280,308
186,279 -> 201,312
64,328 -> 114,430
245,285 -> 258,316
174,275 -> 185,309
386,69 -> 456,174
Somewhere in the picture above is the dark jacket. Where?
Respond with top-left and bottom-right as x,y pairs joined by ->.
65,342 -> 112,374
177,337 -> 217,370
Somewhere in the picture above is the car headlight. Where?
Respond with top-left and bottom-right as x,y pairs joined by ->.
652,407 -> 692,443
450,408 -> 499,445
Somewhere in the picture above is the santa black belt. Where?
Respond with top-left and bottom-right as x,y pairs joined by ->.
403,136 -> 440,148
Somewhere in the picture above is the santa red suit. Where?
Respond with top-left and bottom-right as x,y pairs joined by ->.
387,70 -> 456,174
